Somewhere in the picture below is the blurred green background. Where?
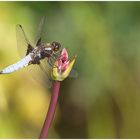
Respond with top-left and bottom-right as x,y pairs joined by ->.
0,1 -> 140,138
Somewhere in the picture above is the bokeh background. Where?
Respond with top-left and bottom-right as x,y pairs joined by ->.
0,1 -> 140,138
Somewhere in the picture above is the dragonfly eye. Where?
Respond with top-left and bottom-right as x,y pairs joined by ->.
52,41 -> 61,51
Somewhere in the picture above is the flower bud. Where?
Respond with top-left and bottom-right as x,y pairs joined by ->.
52,48 -> 77,81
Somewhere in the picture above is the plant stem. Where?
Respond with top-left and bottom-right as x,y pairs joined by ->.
39,81 -> 60,139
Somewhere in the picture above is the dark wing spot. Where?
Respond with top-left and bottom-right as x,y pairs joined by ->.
26,44 -> 34,55
36,38 -> 42,46
18,24 -> 22,28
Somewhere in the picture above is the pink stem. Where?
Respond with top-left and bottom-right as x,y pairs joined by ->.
39,81 -> 60,139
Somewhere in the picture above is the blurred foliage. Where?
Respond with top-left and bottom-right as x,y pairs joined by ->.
0,1 -> 140,138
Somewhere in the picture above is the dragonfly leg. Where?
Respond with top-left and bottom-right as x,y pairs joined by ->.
53,51 -> 61,59
49,54 -> 57,61
48,57 -> 58,69
48,58 -> 54,68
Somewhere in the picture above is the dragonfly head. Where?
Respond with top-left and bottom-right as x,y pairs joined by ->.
51,41 -> 61,52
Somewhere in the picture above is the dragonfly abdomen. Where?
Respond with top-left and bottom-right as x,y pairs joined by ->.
0,55 -> 32,74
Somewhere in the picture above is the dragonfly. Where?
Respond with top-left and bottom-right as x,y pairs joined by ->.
0,17 -> 77,87
0,16 -> 63,88
0,17 -> 61,74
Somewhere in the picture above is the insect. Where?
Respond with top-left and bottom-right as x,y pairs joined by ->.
0,16 -> 78,88
0,17 -> 61,75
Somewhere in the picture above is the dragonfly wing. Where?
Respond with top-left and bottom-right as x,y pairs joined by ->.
31,58 -> 52,88
16,24 -> 34,58
35,16 -> 47,46
35,16 -> 53,88
68,69 -> 78,78
39,60 -> 52,88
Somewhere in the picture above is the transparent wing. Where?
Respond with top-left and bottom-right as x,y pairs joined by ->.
16,24 -> 34,58
35,16 -> 54,88
68,69 -> 78,78
39,59 -> 53,88
28,59 -> 52,89
35,16 -> 47,46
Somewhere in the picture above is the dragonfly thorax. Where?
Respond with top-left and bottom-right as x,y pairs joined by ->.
28,41 -> 61,65
41,47 -> 53,58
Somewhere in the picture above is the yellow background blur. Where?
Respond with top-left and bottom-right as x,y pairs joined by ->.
0,2 -> 140,138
